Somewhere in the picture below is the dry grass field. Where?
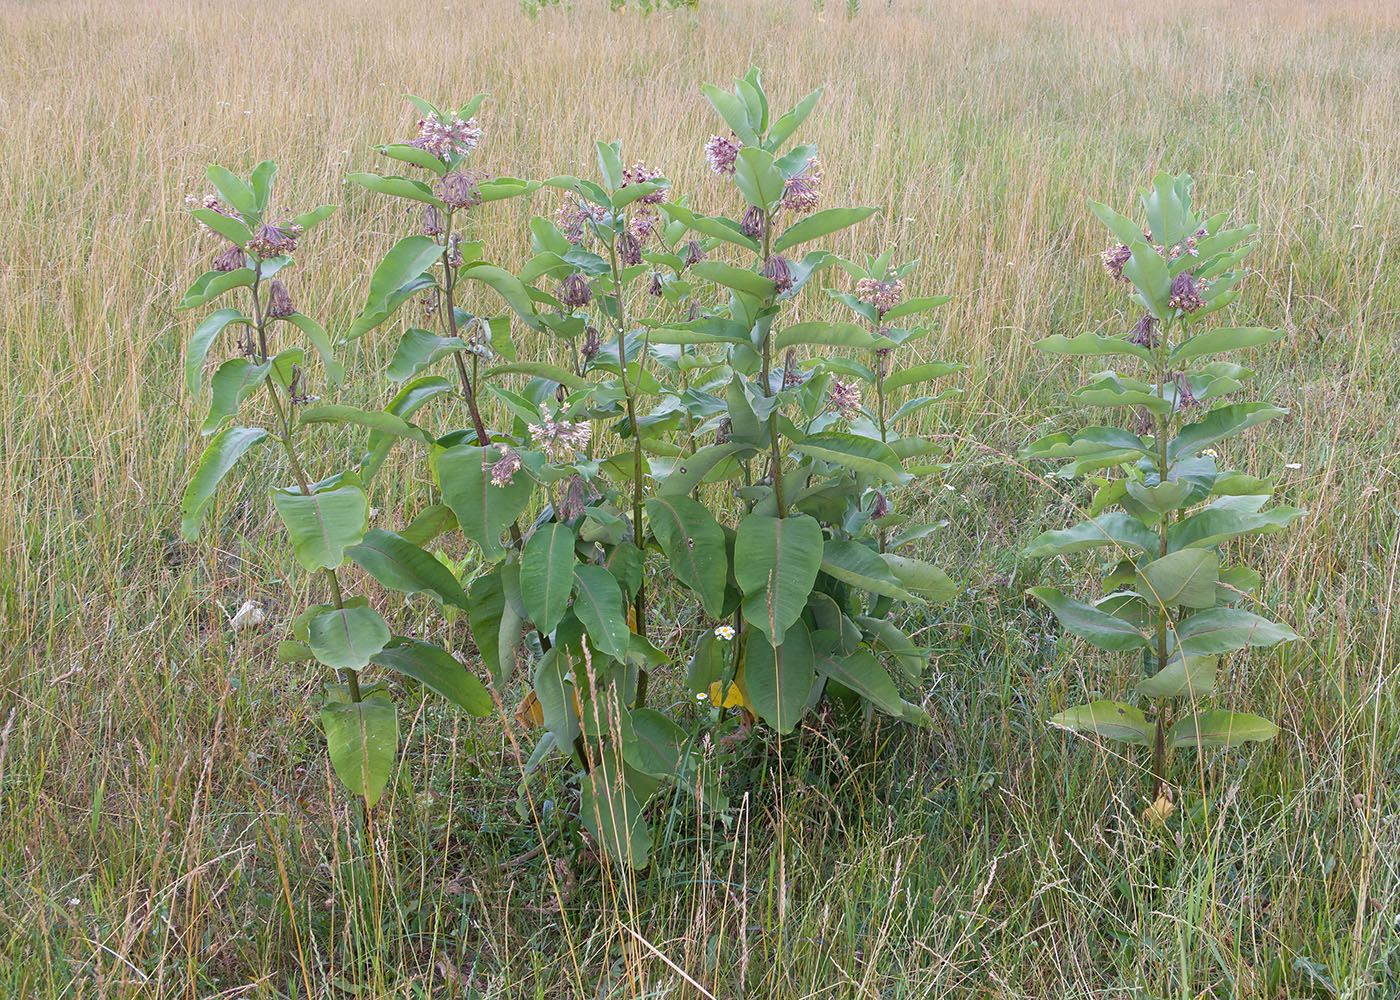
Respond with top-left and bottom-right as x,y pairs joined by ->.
2,0 -> 1400,996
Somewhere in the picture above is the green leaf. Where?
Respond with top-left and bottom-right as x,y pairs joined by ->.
1049,701 -> 1154,745
372,638 -> 491,715
658,441 -> 752,496
279,313 -> 345,386
400,504 -> 457,547
385,328 -> 464,383
744,621 -> 816,733
817,646 -> 902,715
532,648 -> 580,745
1089,199 -> 1147,248
185,308 -> 251,396
180,425 -> 268,540
206,164 -> 257,218
880,553 -> 957,602
1022,427 -> 1149,462
362,377 -> 454,483
882,362 -> 964,393
766,87 -> 821,148
793,433 -> 908,482
1169,710 -> 1277,749
438,444 -> 535,561
201,358 -> 269,436
645,496 -> 728,618
177,267 -> 254,311
1122,240 -> 1172,318
308,605 -> 392,669
1168,327 -> 1285,365
881,295 -> 953,322
363,235 -> 443,314
299,404 -> 430,442
521,523 -> 577,634
346,528 -> 468,609
1168,403 -> 1287,462
1136,549 -> 1219,610
772,207 -> 878,253
776,322 -> 894,351
701,84 -> 760,145
855,615 -> 926,681
1034,332 -> 1153,364
1168,500 -> 1305,551
270,481 -> 370,572
1029,587 -> 1149,651
485,361 -> 591,390
1024,513 -> 1158,558
820,539 -> 915,601
190,208 -> 252,248
374,143 -> 449,176
250,161 -> 277,211
459,263 -> 540,328
690,260 -> 775,299
580,749 -> 652,868
347,172 -> 443,208
624,708 -> 687,777
468,570 -> 515,686
1136,653 -> 1218,699
321,697 -> 397,807
572,564 -> 631,661
289,205 -> 336,231
1173,608 -> 1298,656
735,514 -> 825,644
662,204 -> 759,251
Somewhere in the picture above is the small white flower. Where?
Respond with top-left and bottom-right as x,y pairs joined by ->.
229,600 -> 266,631
695,691 -> 708,702
1202,448 -> 1219,459
944,483 -> 955,491
1285,463 -> 1302,470
68,897 -> 80,907
714,625 -> 736,641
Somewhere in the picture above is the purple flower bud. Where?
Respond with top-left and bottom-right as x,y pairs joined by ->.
212,243 -> 246,272
437,170 -> 482,211
422,205 -> 446,237
1167,273 -> 1206,313
618,232 -> 642,267
869,490 -> 890,520
559,273 -> 592,310
580,325 -> 602,360
740,206 -> 766,239
682,239 -> 705,268
648,271 -> 664,297
265,279 -> 295,319
763,255 -> 794,294
247,221 -> 299,258
704,133 -> 741,175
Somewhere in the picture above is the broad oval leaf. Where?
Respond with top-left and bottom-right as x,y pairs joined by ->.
820,539 -> 915,601
1049,701 -> 1153,745
1169,710 -> 1277,749
308,605 -> 392,670
180,425 -> 268,540
744,620 -> 816,733
1029,587 -> 1149,651
521,522 -> 577,633
321,697 -> 397,807
346,528 -> 468,609
372,638 -> 491,715
1136,549 -> 1219,611
814,646 -> 902,716
645,496 -> 728,618
271,481 -> 370,572
735,513 -> 825,644
772,206 -> 878,253
793,433 -> 908,483
572,564 -> 631,661
437,444 -> 535,561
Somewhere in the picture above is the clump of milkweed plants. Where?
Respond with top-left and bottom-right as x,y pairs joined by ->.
177,75 -> 963,866
1023,172 -> 1302,820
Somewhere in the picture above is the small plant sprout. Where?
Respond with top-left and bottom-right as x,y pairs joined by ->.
1023,172 -> 1304,810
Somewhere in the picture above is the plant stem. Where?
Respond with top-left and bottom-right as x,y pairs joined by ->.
758,209 -> 787,517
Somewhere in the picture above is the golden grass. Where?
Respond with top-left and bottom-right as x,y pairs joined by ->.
2,0 -> 1400,996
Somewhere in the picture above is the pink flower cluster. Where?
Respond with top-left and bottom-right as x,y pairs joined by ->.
409,113 -> 482,160
856,275 -> 905,316
528,409 -> 592,462
705,133 -> 741,175
621,161 -> 665,204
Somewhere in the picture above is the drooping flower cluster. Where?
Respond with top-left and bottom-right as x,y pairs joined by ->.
265,279 -> 296,319
856,275 -> 905,317
421,205 -> 447,237
681,239 -> 705,268
489,449 -> 522,488
436,170 -> 483,211
1127,313 -> 1157,348
528,407 -> 592,462
247,220 -> 301,258
827,377 -> 862,419
559,272 -> 592,309
781,157 -> 823,215
1172,373 -> 1199,409
740,206 -> 766,239
763,254 -> 794,294
620,161 -> 665,205
408,112 -> 482,160
580,325 -> 602,360
704,132 -> 741,175
869,490 -> 891,520
555,199 -> 608,245
1167,273 -> 1205,313
1101,243 -> 1132,282
212,243 -> 245,272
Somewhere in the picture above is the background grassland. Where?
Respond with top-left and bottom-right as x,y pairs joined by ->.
2,0 -> 1399,996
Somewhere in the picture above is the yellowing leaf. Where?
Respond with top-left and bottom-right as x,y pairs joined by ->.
514,689 -> 545,728
708,680 -> 748,710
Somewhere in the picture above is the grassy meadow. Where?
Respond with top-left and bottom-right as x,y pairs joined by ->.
3,0 -> 1400,995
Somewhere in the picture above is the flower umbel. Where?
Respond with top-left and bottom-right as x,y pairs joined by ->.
621,161 -> 665,204
1101,243 -> 1132,282
1167,273 -> 1205,312
856,275 -> 905,317
265,279 -> 296,319
437,170 -> 483,211
763,254 -> 794,294
781,157 -> 823,215
704,133 -> 741,175
408,112 -> 482,160
1127,313 -> 1157,348
247,221 -> 300,258
489,449 -> 522,488
528,408 -> 592,462
559,272 -> 592,309
827,377 -> 862,419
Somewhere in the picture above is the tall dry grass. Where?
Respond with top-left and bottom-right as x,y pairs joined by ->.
2,0 -> 1399,996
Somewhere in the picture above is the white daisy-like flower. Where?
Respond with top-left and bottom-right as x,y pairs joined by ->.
714,625 -> 736,641
1202,448 -> 1219,459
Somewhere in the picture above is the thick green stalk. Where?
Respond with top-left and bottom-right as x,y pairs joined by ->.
758,209 -> 787,517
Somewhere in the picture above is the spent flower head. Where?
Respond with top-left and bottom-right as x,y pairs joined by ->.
827,377 -> 862,419
621,161 -> 665,204
489,449 -> 522,488
559,272 -> 592,309
763,254 -> 794,294
1167,272 -> 1205,313
437,170 -> 483,211
265,279 -> 296,319
781,157 -> 823,215
1101,243 -> 1132,282
212,243 -> 246,272
528,407 -> 593,462
856,275 -> 905,316
247,220 -> 300,258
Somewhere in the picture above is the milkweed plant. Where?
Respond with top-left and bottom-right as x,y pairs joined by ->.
1022,172 -> 1302,815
